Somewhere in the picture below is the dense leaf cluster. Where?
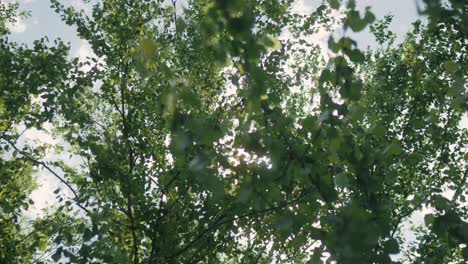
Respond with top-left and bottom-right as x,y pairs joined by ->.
0,0 -> 466,263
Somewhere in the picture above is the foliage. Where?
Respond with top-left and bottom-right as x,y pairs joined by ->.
0,0 -> 466,263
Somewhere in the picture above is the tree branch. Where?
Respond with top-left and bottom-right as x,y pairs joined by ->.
0,135 -> 91,216
390,109 -> 454,238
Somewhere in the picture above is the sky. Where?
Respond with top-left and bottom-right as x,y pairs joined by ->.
3,0 -> 463,262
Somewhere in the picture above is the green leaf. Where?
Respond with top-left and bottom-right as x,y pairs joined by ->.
327,0 -> 340,10
384,238 -> 399,254
365,8 -> 376,24
384,141 -> 402,156
444,61 -> 460,73
372,124 -> 386,138
334,173 -> 350,188
139,38 -> 157,56
424,214 -> 435,226
328,37 -> 340,53
38,238 -> 48,251
83,228 -> 93,242
51,248 -> 62,262
349,103 -> 366,120
311,247 -> 322,263
433,195 -> 450,211
260,35 -> 282,50
345,8 -> 375,32
275,214 -> 293,239
346,11 -> 366,32
237,185 -> 253,204
462,246 -> 468,260
347,49 -> 365,63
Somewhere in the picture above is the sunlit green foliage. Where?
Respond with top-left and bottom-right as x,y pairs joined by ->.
0,0 -> 466,263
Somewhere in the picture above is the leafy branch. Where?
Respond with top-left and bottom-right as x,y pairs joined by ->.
0,135 -> 91,216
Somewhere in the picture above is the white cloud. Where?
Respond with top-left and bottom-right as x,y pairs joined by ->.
29,173 -> 58,217
75,41 -> 94,59
8,17 -> 27,33
75,41 -> 98,72
291,0 -> 313,14
3,0 -> 36,5
460,112 -> 467,129
288,1 -> 343,58
22,126 -> 57,145
71,0 -> 94,16
74,40 -> 107,75
17,123 -> 84,218
71,0 -> 86,11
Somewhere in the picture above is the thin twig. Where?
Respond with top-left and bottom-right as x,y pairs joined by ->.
0,136 -> 91,216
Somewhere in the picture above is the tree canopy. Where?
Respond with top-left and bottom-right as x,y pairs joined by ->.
0,0 -> 466,263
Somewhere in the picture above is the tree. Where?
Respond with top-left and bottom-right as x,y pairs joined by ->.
0,0 -> 466,263
1,2 -> 76,262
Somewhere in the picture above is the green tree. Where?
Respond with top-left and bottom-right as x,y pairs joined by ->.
0,2 -> 75,263
0,0 -> 466,263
